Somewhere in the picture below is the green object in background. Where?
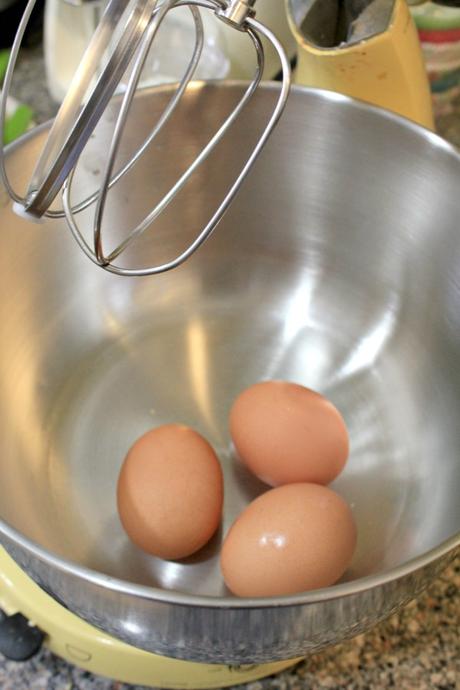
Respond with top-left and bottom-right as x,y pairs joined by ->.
0,48 -> 35,144
0,50 -> 9,83
411,1 -> 460,30
3,104 -> 34,144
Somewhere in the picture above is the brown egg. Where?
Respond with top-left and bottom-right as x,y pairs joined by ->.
220,483 -> 357,597
117,424 -> 223,560
229,380 -> 349,486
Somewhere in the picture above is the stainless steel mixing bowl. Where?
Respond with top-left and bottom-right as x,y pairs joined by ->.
0,84 -> 459,664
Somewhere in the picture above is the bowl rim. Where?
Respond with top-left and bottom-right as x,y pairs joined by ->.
1,81 -> 459,610
1,517 -> 458,608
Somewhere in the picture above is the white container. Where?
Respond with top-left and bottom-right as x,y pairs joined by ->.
44,0 -> 297,103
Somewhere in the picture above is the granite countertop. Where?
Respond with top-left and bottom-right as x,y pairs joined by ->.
3,44 -> 460,690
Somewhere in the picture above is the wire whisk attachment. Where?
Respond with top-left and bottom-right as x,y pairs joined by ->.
0,0 -> 291,276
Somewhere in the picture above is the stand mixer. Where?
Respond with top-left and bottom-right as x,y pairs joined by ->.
0,0 -> 440,276
0,1 -> 459,688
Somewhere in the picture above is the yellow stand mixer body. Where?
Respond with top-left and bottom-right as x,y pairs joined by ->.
287,0 -> 435,129
0,547 -> 300,687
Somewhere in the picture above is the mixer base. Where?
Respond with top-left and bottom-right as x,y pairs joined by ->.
0,548 -> 300,687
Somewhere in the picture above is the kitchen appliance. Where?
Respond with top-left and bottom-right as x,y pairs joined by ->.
0,547 -> 299,685
287,0 -> 435,128
4,0 -> 440,280
0,84 -> 459,668
0,1 -> 438,277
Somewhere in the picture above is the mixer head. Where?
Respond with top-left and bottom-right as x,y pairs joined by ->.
0,0 -> 291,276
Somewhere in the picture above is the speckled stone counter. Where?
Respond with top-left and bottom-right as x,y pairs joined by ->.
3,44 -> 460,690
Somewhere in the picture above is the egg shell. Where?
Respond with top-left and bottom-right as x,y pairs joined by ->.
229,380 -> 349,486
117,424 -> 223,560
220,483 -> 357,597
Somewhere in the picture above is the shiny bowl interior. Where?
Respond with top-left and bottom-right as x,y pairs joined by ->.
0,84 -> 459,606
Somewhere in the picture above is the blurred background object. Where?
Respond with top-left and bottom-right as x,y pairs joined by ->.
411,1 -> 460,143
287,0 -> 434,129
1,50 -> 34,144
0,0 -> 44,48
43,0 -> 297,102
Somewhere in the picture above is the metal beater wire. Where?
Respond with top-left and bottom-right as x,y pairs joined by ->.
62,1 -> 208,264
3,0 -> 291,276
60,2 -> 206,222
32,0 -> 158,213
99,28 -> 264,263
63,0 -> 264,268
93,0 -> 202,263
0,0 -> 38,204
103,35 -> 264,265
0,0 -> 162,218
64,14 -> 290,275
